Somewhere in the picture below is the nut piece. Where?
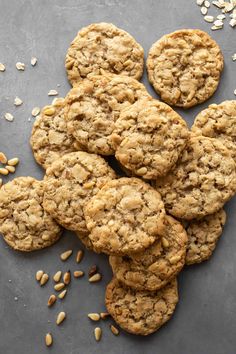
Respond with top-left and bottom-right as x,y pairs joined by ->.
94,327 -> 102,342
0,152 -> 7,164
53,271 -> 62,283
88,313 -> 100,321
7,158 -> 19,166
76,250 -> 84,263
31,57 -> 37,66
0,168 -> 9,176
45,333 -> 53,347
4,113 -> 14,122
58,289 -> 67,299
88,265 -> 98,278
89,273 -> 102,283
16,62 -> 25,71
169,255 -> 182,264
161,237 -> 169,248
0,63 -> 6,72
35,270 -> 44,281
40,273 -> 49,286
54,283 -> 65,291
56,311 -> 66,325
5,165 -> 15,173
48,89 -> 58,96
100,312 -> 110,320
31,107 -> 40,117
48,294 -> 57,307
63,271 -> 71,285
110,325 -> 119,336
60,250 -> 73,261
14,97 -> 23,106
73,270 -> 84,278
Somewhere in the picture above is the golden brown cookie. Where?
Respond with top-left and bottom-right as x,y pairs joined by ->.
155,135 -> 236,220
84,177 -> 166,255
64,75 -> 150,155
0,177 -> 62,251
105,277 -> 178,336
30,98 -> 80,169
191,100 -> 236,161
147,29 -> 224,108
111,98 -> 189,179
43,151 -> 116,232
184,209 -> 226,265
109,215 -> 187,291
65,23 -> 144,85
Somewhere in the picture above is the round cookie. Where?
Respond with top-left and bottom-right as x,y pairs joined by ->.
30,98 -> 80,169
184,209 -> 226,265
65,22 -> 144,85
147,29 -> 224,108
65,75 -> 150,155
111,98 -> 189,179
43,151 -> 116,232
0,177 -> 62,251
105,277 -> 178,336
191,100 -> 236,161
109,215 -> 187,291
84,177 -> 166,255
155,135 -> 236,220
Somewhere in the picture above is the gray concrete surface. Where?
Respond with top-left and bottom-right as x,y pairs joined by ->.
0,0 -> 236,353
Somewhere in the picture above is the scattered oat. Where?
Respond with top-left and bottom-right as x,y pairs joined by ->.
229,18 -> 236,26
88,265 -> 98,278
204,1 -> 211,8
14,97 -> 23,106
196,0 -> 205,5
4,113 -> 14,122
40,273 -> 49,286
53,271 -> 62,283
94,327 -> 102,342
110,325 -> 119,336
89,273 -> 102,283
5,165 -> 15,173
60,249 -> 73,261
73,270 -> 84,278
48,89 -> 58,96
54,283 -> 65,291
7,158 -> 19,166
212,1 -> 225,9
0,168 -> 9,176
234,89 -> 236,95
214,19 -> 224,26
100,312 -> 110,320
0,152 -> 7,164
0,63 -> 6,72
16,62 -> 25,71
48,294 -> 57,307
56,311 -> 66,325
217,14 -> 226,20
31,107 -> 40,117
211,24 -> 223,30
63,271 -> 71,285
58,289 -> 67,299
31,57 -> 37,66
201,6 -> 208,15
88,313 -> 100,321
76,249 -> 84,263
204,15 -> 214,22
45,333 -> 53,347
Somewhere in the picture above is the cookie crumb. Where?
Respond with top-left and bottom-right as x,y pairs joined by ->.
31,57 -> 37,66
14,97 -> 23,106
31,107 -> 40,117
4,113 -> 14,122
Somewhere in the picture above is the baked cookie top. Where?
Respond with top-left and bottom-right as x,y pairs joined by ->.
184,209 -> 226,265
155,135 -> 236,220
147,29 -> 224,108
84,177 -> 166,255
65,22 -> 144,85
191,100 -> 236,161
105,277 -> 178,336
109,215 -> 187,291
30,98 -> 80,169
0,177 -> 62,251
43,151 -> 116,232
65,75 -> 149,155
111,98 -> 189,179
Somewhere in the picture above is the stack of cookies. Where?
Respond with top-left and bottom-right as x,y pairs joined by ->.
0,22 -> 236,336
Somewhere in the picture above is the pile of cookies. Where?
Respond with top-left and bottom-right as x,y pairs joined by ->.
0,22 -> 236,337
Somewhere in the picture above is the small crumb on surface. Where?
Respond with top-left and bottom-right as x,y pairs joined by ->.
48,89 -> 58,96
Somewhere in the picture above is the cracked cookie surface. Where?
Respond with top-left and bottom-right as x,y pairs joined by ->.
184,209 -> 226,265
147,29 -> 223,108
0,177 -> 62,251
109,215 -> 187,291
84,177 -> 166,255
191,101 -> 236,162
155,135 -> 236,220
65,22 -> 144,86
30,98 -> 80,169
65,75 -> 149,155
111,98 -> 189,179
105,277 -> 178,335
43,151 -> 116,232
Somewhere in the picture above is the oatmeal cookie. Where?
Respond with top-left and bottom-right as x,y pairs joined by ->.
30,98 -> 80,169
111,98 -> 189,179
191,101 -> 236,161
147,29 -> 224,108
105,277 -> 178,336
109,215 -> 187,291
84,177 -> 166,255
65,22 -> 144,85
155,135 -> 236,219
184,209 -> 226,265
65,75 -> 150,155
43,151 -> 116,232
0,177 -> 62,251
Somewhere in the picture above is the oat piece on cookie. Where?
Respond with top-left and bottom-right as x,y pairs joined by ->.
43,151 -> 116,233
147,29 -> 223,108
183,209 -> 226,265
65,23 -> 144,85
155,135 -> 236,220
109,215 -> 187,291
192,100 -> 236,162
111,98 -> 189,179
65,75 -> 150,156
105,277 -> 178,336
30,98 -> 80,169
84,177 -> 166,255
0,177 -> 62,251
